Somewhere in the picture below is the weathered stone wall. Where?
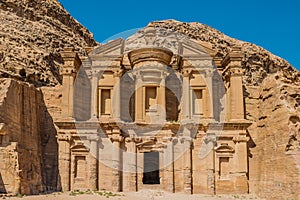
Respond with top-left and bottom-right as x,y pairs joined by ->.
0,78 -> 59,194
40,86 -> 61,192
0,142 -> 20,194
246,75 -> 300,200
0,78 -> 43,194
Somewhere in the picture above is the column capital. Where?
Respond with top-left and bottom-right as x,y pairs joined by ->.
182,69 -> 191,78
113,70 -> 123,78
88,135 -> 100,142
172,137 -> 178,145
180,136 -> 193,144
125,136 -> 135,143
57,134 -> 72,142
61,48 -> 81,76
87,69 -> 100,79
229,66 -> 244,77
222,46 -> 243,70
205,68 -> 215,78
233,135 -> 249,143
170,54 -> 182,70
110,133 -> 123,143
204,134 -> 217,145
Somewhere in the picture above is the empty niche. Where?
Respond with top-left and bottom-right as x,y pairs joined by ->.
219,157 -> 230,178
75,156 -> 87,179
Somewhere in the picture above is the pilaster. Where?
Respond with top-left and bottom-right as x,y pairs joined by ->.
113,70 -> 123,121
222,46 -> 244,121
57,134 -> 71,191
109,129 -> 123,192
181,136 -> 193,194
88,70 -> 99,120
123,136 -> 137,192
182,70 -> 191,122
232,133 -> 249,193
135,73 -> 144,122
88,135 -> 99,190
204,69 -> 214,119
60,48 -> 81,119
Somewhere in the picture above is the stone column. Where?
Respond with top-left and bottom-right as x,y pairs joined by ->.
135,73 -> 144,122
113,70 -> 122,121
181,136 -> 193,194
157,75 -> 166,122
110,130 -> 123,192
88,135 -> 99,190
224,46 -> 244,120
57,134 -> 71,191
205,69 -> 214,119
136,150 -> 144,191
60,48 -> 81,119
162,137 -> 174,192
229,68 -> 244,120
123,136 -> 137,192
182,70 -> 191,122
89,70 -> 99,120
233,134 -> 249,193
204,134 -> 216,195
173,138 -> 184,193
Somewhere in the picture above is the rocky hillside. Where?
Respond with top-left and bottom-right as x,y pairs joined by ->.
0,0 -> 97,86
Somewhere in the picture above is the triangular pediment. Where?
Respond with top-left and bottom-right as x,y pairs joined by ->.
87,27 -> 216,65
180,40 -> 208,56
123,27 -> 215,58
92,38 -> 124,56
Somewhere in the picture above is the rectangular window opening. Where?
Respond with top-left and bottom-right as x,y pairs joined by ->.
193,89 -> 203,115
101,89 -> 111,115
145,87 -> 157,111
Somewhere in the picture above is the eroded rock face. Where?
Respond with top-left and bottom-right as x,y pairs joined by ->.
0,78 -> 58,194
0,0 -> 97,86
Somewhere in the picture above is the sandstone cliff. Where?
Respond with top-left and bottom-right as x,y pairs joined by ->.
0,0 -> 97,86
0,0 -> 93,194
0,78 -> 59,194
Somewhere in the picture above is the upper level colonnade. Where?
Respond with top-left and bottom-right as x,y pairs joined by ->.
60,26 -> 245,125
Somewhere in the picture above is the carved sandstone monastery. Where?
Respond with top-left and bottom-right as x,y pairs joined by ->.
0,1 -> 300,200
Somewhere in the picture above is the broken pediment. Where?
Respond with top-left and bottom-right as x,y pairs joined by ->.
91,38 -> 124,56
179,40 -> 211,57
123,27 -> 214,57
86,27 -> 216,71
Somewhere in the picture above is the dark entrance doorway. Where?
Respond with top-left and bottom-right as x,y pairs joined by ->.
143,152 -> 160,184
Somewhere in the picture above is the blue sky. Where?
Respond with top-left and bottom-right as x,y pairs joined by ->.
58,0 -> 300,70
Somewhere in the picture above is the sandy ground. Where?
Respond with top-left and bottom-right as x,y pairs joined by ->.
3,190 -> 263,200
